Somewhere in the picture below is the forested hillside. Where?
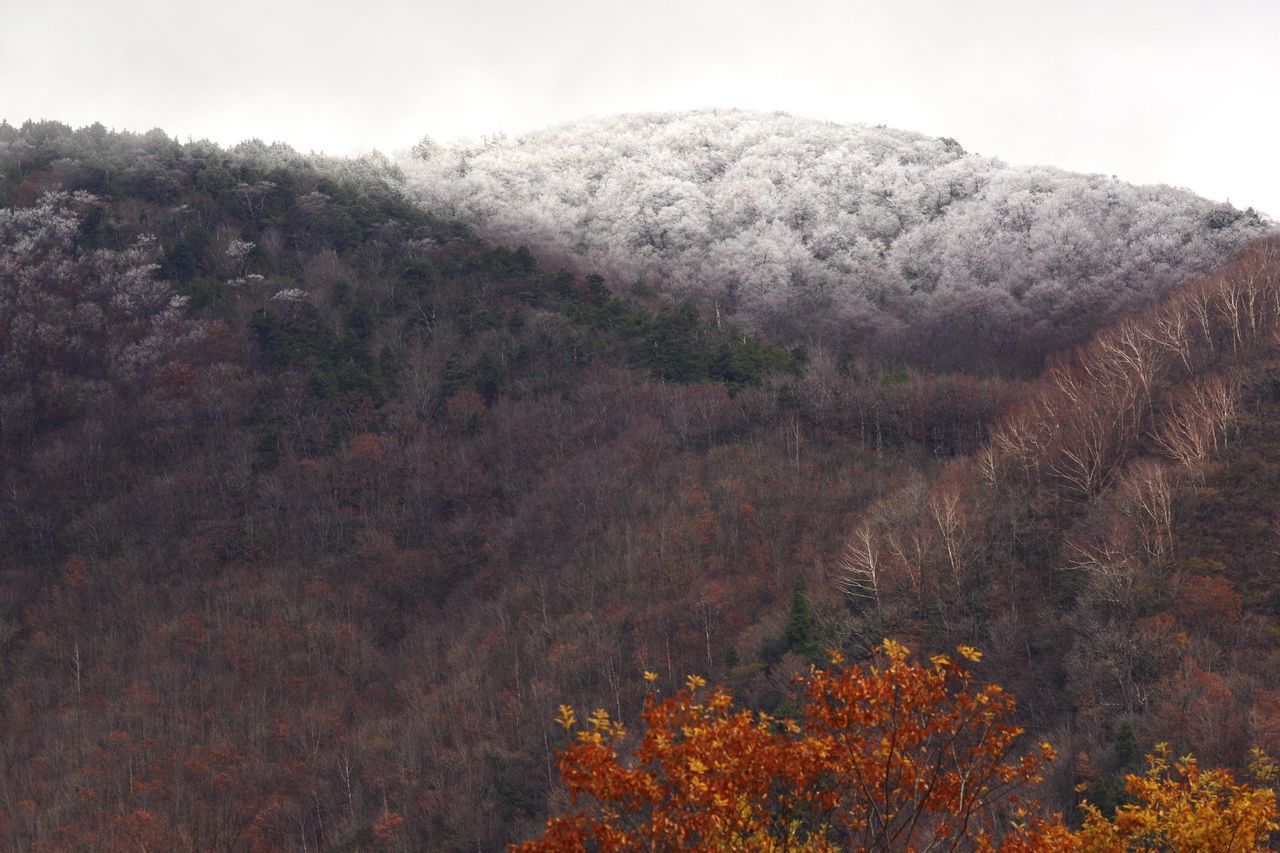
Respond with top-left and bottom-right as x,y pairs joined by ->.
0,120 -> 1015,849
402,109 -> 1270,370
2,118 -> 1279,851
835,235 -> 1280,814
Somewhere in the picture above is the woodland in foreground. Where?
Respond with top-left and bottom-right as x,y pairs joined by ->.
1,117 -> 1279,850
520,642 -> 1279,850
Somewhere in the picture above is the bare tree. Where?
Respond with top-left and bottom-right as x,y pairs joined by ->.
1149,374 -> 1240,470
985,407 -> 1050,488
1045,367 -> 1140,499
1064,525 -> 1140,608
1144,297 -> 1196,376
1114,459 -> 1176,563
1089,318 -> 1167,408
928,482 -> 972,597
1183,281 -> 1220,356
839,521 -> 883,609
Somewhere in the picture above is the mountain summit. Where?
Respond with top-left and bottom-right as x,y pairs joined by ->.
404,109 -> 1270,369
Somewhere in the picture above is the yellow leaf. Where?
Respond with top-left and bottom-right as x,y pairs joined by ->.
880,639 -> 910,662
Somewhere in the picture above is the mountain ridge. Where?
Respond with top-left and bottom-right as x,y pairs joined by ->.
402,108 -> 1272,370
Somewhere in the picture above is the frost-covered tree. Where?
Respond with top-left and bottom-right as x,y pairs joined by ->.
400,109 -> 1272,369
0,191 -> 195,441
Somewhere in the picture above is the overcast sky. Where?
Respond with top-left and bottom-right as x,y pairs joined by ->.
4,0 -> 1278,215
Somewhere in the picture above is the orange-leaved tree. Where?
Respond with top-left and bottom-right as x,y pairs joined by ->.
515,641 -> 1068,851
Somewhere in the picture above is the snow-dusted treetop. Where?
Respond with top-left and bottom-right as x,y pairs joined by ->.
401,109 -> 1272,369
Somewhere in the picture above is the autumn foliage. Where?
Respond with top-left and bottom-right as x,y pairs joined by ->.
1075,746 -> 1279,851
519,643 -> 1277,851
518,642 -> 1061,850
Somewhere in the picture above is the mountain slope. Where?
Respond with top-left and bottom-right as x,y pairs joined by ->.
1,120 -> 987,850
403,109 -> 1271,369
832,235 -> 1280,810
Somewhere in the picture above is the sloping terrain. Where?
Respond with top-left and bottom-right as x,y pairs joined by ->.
2,118 -> 1279,850
0,121 -> 1018,849
832,236 -> 1280,811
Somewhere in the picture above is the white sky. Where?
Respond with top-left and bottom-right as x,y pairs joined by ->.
3,0 -> 1278,216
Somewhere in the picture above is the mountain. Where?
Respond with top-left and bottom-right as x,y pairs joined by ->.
1,117 -> 1279,850
402,109 -> 1271,370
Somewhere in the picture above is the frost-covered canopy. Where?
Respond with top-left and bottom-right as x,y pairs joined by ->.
402,109 -> 1271,368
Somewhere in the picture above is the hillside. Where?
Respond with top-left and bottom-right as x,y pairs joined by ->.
833,235 -> 1280,812
402,109 -> 1271,370
2,117 -> 1279,851
0,120 -> 1023,849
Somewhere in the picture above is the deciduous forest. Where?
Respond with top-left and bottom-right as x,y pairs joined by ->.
1,115 -> 1279,850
